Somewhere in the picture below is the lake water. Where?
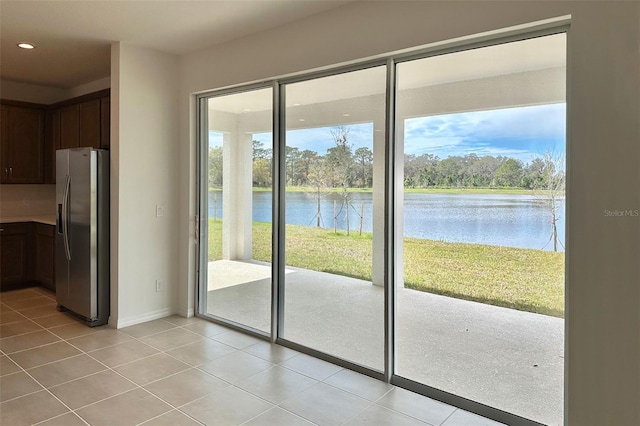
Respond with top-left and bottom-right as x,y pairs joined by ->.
208,191 -> 565,252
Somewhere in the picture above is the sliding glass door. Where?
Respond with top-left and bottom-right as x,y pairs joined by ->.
200,87 -> 273,334
197,28 -> 567,426
280,66 -> 386,371
395,34 -> 566,425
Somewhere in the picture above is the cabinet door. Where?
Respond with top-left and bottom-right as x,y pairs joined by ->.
79,99 -> 101,149
35,224 -> 55,291
5,106 -> 44,183
100,97 -> 110,148
44,109 -> 60,184
60,105 -> 79,149
0,105 -> 9,183
0,223 -> 32,289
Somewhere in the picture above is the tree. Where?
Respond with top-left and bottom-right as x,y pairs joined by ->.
285,146 -> 302,186
326,127 -> 354,234
325,127 -> 354,188
252,140 -> 272,187
533,152 -> 565,252
466,155 -> 501,187
495,158 -> 524,187
208,146 -> 223,187
299,149 -> 318,187
354,147 -> 373,188
306,154 -> 330,227
437,157 -> 462,187
415,154 -> 440,188
252,140 -> 271,161
252,158 -> 271,187
523,157 -> 550,190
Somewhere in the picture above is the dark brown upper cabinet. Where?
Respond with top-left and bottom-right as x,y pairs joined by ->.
45,90 -> 110,183
59,104 -> 80,149
1,90 -> 109,185
79,99 -> 101,149
100,96 -> 110,148
0,104 -> 44,184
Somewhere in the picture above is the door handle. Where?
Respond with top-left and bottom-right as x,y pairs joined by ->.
58,203 -> 64,235
194,215 -> 199,245
62,174 -> 71,260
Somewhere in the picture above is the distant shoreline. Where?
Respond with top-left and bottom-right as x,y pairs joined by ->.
208,186 -> 563,196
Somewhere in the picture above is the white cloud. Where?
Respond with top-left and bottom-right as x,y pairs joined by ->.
403,103 -> 566,161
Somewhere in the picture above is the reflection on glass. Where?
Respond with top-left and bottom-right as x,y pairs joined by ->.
204,88 -> 273,333
282,67 -> 386,370
395,34 -> 566,425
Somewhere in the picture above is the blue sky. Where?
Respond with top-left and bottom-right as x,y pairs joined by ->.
210,103 -> 566,164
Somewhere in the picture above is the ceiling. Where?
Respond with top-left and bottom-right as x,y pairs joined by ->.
0,0 -> 351,89
207,33 -> 567,113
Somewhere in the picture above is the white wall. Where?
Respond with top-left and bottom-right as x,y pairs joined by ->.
111,43 -> 180,327
177,1 -> 639,424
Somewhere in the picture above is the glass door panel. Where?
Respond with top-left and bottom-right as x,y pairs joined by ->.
202,88 -> 273,334
395,34 -> 566,424
282,66 -> 386,370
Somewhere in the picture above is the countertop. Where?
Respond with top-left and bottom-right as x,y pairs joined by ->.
0,215 -> 56,226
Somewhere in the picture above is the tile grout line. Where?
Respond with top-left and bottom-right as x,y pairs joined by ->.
56,331 -> 182,422
138,409 -> 206,426
1,346 -> 90,426
5,314 -> 304,425
370,387 -> 447,425
31,411 -> 89,426
1,328 -> 64,357
438,408 -> 459,426
61,323 -> 264,423
337,400 -> 378,426
3,297 -> 487,426
238,405 -> 320,426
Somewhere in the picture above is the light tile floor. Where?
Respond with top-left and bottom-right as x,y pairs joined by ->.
0,287 -> 503,426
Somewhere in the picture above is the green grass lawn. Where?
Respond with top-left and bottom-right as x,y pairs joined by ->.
208,220 -> 564,318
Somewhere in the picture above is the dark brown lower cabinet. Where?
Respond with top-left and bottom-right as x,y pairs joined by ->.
35,224 -> 55,291
0,223 -> 34,291
0,222 -> 55,292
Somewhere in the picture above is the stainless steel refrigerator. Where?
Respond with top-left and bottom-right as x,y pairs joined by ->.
56,148 -> 110,326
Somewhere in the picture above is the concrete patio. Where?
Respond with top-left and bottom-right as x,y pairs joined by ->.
206,260 -> 564,425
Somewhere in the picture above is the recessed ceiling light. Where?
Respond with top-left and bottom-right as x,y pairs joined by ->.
299,118 -> 305,122
343,113 -> 350,117
17,42 -> 36,49
243,108 -> 251,112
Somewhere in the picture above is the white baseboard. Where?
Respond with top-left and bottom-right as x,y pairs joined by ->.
176,305 -> 195,318
112,307 -> 175,329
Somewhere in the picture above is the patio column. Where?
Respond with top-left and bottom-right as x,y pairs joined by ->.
222,129 -> 253,260
394,119 -> 405,289
372,119 -> 384,287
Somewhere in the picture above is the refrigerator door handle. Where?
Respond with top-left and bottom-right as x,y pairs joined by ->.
57,203 -> 63,235
62,174 -> 72,261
